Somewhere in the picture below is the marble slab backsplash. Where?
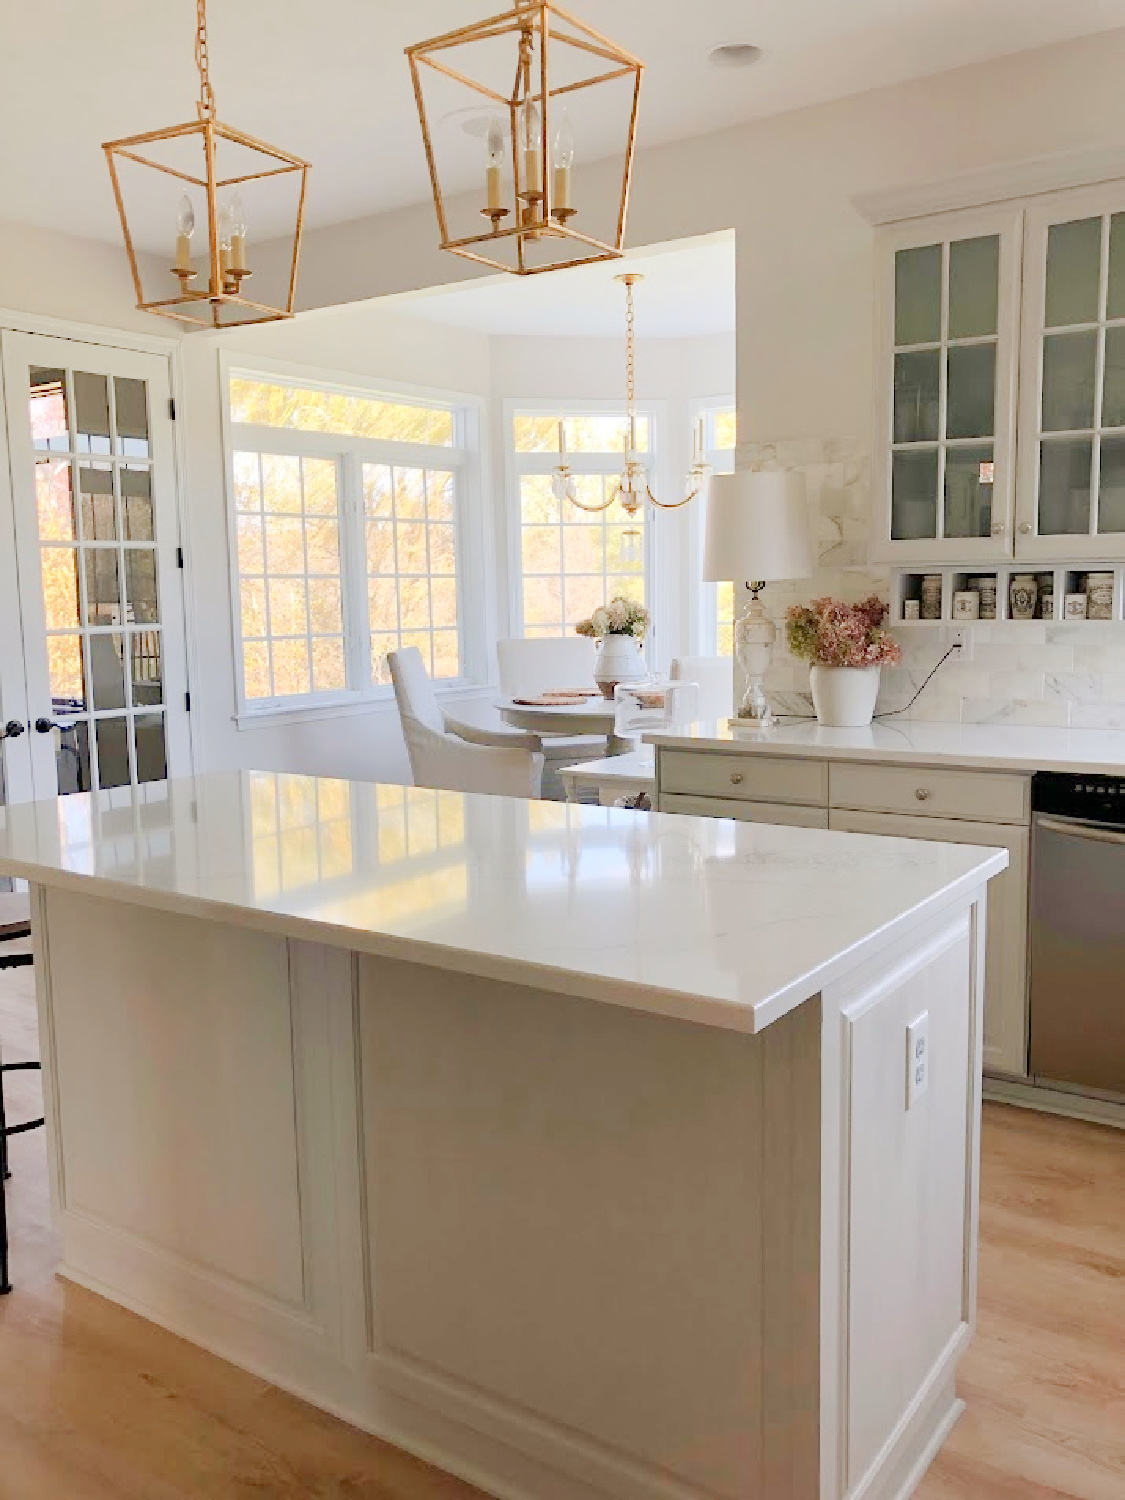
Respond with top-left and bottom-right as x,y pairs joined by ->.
746,437 -> 1125,731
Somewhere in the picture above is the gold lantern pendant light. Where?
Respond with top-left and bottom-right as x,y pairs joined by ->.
103,0 -> 310,328
552,274 -> 710,553
407,0 -> 643,276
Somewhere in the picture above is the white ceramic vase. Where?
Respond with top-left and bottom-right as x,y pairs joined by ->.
809,664 -> 881,728
594,633 -> 646,700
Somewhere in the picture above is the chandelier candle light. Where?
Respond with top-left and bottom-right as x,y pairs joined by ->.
103,0 -> 310,328
407,1 -> 643,276
552,274 -> 711,537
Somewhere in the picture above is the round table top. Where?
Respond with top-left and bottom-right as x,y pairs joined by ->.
498,696 -> 619,737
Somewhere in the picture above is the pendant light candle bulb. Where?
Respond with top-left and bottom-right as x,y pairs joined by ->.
175,194 -> 195,271
552,110 -> 575,212
520,98 -> 542,197
485,116 -> 505,212
229,193 -> 247,272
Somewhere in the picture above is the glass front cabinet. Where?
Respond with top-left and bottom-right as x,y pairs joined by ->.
874,184 -> 1125,565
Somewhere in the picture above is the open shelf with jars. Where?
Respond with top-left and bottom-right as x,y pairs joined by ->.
891,565 -> 1125,623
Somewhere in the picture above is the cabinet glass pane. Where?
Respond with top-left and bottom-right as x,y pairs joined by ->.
891,449 -> 939,540
946,343 -> 995,439
1041,331 -> 1097,431
1045,218 -> 1102,328
74,372 -> 112,456
1107,213 -> 1125,321
1101,326 -> 1125,428
1097,434 -> 1125,533
894,245 -> 942,345
1038,437 -> 1093,535
893,350 -> 940,442
943,445 -> 993,539
948,236 -> 999,338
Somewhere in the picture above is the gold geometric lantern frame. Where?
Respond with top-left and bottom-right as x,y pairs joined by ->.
407,1 -> 643,277
103,1 -> 310,329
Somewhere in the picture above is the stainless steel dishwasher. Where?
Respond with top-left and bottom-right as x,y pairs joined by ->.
1030,772 -> 1125,1098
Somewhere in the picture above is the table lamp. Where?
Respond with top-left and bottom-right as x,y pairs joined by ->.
702,470 -> 815,727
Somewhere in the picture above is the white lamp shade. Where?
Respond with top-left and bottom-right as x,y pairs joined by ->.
702,470 -> 815,583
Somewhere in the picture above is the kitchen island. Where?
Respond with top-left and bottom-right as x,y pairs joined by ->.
0,771 -> 1005,1500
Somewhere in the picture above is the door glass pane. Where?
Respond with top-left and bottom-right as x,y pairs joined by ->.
1107,213 -> 1125,321
74,372 -> 112,455
1041,331 -> 1097,431
114,378 -> 150,458
121,466 -> 154,540
78,463 -> 117,541
894,244 -> 942,345
124,549 -> 159,623
41,548 -> 80,630
55,721 -> 92,795
1045,218 -> 1102,327
84,549 -> 121,626
47,635 -> 87,710
130,631 -> 163,705
134,715 -> 167,783
95,717 -> 131,789
1039,438 -> 1093,535
29,367 -> 69,451
946,343 -> 996,439
1101,326 -> 1125,428
948,236 -> 999,339
36,459 -> 75,540
891,449 -> 939,540
88,633 -> 127,711
1097,434 -> 1125,533
943,445 -> 993,539
893,350 -> 940,442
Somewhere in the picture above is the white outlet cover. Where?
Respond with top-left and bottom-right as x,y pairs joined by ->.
907,1012 -> 929,1110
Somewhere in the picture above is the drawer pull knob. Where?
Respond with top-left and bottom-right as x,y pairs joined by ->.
730,771 -> 745,785
915,787 -> 932,802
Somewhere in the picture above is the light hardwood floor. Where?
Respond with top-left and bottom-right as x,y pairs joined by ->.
1,960 -> 1122,1500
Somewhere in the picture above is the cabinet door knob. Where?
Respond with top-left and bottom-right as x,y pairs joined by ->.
730,771 -> 744,785
1018,521 -> 1033,535
915,787 -> 932,802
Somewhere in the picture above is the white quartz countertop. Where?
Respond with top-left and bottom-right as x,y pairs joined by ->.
647,719 -> 1125,776
0,772 -> 1005,1035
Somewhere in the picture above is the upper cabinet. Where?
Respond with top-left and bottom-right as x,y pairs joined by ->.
872,207 -> 1022,565
873,183 -> 1125,566
1016,185 -> 1125,560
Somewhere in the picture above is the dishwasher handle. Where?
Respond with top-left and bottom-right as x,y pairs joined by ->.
1036,814 -> 1125,847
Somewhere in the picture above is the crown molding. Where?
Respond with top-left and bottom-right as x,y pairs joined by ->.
853,144 -> 1125,226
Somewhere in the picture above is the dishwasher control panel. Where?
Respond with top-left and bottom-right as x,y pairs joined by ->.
1032,771 -> 1125,825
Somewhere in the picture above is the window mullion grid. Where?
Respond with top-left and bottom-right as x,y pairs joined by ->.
1092,211 -> 1112,538
423,468 -> 435,676
936,239 -> 950,542
341,451 -> 370,693
255,453 -> 277,700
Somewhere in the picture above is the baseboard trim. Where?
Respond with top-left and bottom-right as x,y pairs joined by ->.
984,1078 -> 1125,1130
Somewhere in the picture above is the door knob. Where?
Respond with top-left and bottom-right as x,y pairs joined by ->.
1,720 -> 25,740
35,717 -> 63,734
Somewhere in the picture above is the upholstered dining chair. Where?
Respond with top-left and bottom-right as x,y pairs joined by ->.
388,647 -> 544,799
670,655 -> 734,722
495,637 -> 608,798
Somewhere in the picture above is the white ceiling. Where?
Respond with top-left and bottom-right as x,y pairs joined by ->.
389,233 -> 736,339
5,1 -> 1125,247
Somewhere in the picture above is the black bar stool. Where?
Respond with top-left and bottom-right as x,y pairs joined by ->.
0,893 -> 43,1295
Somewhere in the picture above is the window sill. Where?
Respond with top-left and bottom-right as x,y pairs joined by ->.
234,680 -> 493,732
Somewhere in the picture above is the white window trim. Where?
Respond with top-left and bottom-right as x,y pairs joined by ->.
501,395 -> 669,661
220,352 -> 491,724
690,394 -> 736,656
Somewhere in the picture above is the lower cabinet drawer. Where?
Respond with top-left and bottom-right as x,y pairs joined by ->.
659,793 -> 830,829
658,750 -> 828,807
829,761 -> 1030,825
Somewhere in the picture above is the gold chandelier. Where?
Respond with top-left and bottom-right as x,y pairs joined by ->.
552,274 -> 711,519
406,1 -> 643,276
103,0 -> 310,329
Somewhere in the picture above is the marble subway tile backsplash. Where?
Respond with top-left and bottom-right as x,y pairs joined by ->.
751,437 -> 1125,729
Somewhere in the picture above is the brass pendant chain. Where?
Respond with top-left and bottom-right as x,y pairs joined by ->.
196,0 -> 216,120
625,276 -> 636,424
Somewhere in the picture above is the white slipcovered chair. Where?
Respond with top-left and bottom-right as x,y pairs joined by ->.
388,648 -> 544,800
670,655 -> 734,722
495,636 -> 609,799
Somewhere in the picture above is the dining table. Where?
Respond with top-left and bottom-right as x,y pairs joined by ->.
496,693 -> 635,755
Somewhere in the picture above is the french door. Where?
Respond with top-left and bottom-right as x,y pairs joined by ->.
0,330 -> 190,804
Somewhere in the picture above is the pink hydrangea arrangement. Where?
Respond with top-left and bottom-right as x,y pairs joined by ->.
785,595 -> 902,669
575,595 -> 650,641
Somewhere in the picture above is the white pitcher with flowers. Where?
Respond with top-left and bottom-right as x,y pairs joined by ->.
785,595 -> 902,728
576,596 -> 650,699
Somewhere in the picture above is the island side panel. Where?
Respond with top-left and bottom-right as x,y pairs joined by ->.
355,955 -> 824,1500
